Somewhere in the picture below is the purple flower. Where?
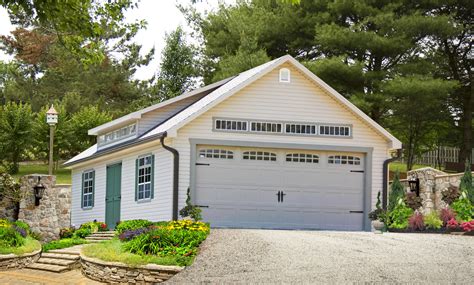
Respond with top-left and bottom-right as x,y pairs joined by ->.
119,227 -> 151,241
14,226 -> 27,238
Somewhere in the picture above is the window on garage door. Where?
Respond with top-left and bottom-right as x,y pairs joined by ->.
243,151 -> 277,161
199,149 -> 234,159
285,153 -> 319,163
328,155 -> 361,165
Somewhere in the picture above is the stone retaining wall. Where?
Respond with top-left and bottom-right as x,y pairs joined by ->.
80,255 -> 184,284
395,167 -> 473,214
18,175 -> 71,242
0,249 -> 41,271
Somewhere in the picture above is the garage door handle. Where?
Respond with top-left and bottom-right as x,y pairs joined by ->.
195,205 -> 209,208
196,163 -> 210,166
350,170 -> 364,173
349,210 -> 364,213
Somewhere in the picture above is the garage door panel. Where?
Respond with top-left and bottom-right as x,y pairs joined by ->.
195,145 -> 365,230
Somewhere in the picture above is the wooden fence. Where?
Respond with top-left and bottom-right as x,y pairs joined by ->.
400,146 -> 474,168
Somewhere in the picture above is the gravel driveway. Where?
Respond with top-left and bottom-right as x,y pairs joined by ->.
167,229 -> 473,284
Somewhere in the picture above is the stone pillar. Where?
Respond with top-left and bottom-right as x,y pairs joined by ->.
17,174 -> 71,242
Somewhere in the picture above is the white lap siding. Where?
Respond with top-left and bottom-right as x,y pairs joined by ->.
71,143 -> 173,226
172,63 -> 391,215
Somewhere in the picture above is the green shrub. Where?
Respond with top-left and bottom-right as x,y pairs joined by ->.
424,211 -> 443,229
451,192 -> 474,222
179,188 -> 202,221
73,228 -> 91,238
123,227 -> 208,257
80,222 -> 99,233
29,231 -> 42,241
13,220 -> 30,234
116,220 -> 153,234
60,227 -> 75,239
388,202 -> 413,229
0,227 -> 25,247
459,160 -> 473,204
389,171 -> 405,211
0,219 -> 11,228
43,238 -> 87,252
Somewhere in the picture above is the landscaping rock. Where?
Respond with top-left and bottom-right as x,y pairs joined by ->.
0,249 -> 41,271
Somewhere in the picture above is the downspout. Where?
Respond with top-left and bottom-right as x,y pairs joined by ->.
160,132 -> 179,220
382,148 -> 402,210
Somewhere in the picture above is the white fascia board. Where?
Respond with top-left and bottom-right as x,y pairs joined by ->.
88,113 -> 141,135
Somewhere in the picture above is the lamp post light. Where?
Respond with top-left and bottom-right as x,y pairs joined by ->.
46,105 -> 58,175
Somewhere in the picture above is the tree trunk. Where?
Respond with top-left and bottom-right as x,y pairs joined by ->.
459,87 -> 473,163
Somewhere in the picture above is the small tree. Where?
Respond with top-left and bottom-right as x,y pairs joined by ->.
0,171 -> 24,220
459,159 -> 473,204
389,171 -> 406,211
0,102 -> 34,174
179,188 -> 202,221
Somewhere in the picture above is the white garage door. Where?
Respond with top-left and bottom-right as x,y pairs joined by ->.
195,145 -> 366,230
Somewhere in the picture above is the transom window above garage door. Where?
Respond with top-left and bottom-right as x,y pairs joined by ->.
199,149 -> 234,159
286,153 -> 319,163
328,155 -> 361,165
243,151 -> 277,161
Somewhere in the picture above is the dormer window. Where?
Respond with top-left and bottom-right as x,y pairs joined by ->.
98,123 -> 137,147
279,68 -> 290,83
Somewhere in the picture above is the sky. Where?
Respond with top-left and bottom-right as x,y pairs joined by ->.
0,0 -> 234,80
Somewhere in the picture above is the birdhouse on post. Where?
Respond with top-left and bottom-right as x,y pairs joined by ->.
46,105 -> 58,125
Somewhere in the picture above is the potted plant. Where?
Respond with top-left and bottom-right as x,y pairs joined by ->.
369,192 -> 385,233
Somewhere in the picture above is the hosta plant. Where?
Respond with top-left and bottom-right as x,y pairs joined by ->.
388,200 -> 413,229
408,212 -> 424,231
424,211 -> 443,230
451,192 -> 474,222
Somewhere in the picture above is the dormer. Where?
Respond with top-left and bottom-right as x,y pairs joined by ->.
88,113 -> 141,150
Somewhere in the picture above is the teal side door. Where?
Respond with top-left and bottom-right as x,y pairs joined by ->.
106,163 -> 122,229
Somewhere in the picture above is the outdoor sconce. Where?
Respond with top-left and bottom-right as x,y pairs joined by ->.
33,177 -> 46,206
408,174 -> 420,197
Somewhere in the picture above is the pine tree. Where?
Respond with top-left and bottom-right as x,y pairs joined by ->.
389,171 -> 406,211
459,159 -> 473,204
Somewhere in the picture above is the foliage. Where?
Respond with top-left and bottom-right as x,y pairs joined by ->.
0,171 -> 23,203
119,227 -> 152,242
82,239 -> 193,267
388,202 -> 414,229
404,192 -> 423,210
368,209 -> 384,221
115,219 -> 154,235
442,186 -> 461,205
0,226 -> 25,247
389,172 -> 406,211
59,227 -> 75,239
447,218 -> 459,230
179,188 -> 202,221
0,102 -> 34,174
73,228 -> 91,239
408,212 -> 424,231
79,221 -> 106,233
424,212 -> 443,230
440,208 -> 456,226
451,192 -> 474,222
0,237 -> 40,255
42,238 -> 87,252
459,161 -> 473,205
153,27 -> 198,101
28,231 -> 42,241
13,220 -> 30,234
12,163 -> 71,184
460,221 -> 474,232
166,220 -> 210,233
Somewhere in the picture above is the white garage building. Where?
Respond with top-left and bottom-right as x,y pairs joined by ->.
65,55 -> 401,231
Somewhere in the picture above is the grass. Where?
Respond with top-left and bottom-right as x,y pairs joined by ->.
82,239 -> 193,267
0,237 -> 41,255
389,162 -> 429,174
42,238 -> 88,252
13,163 -> 71,184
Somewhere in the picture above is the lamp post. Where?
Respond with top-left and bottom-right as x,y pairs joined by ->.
46,105 -> 58,175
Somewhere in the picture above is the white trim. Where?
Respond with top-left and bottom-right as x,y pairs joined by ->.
88,77 -> 234,135
137,154 -> 153,201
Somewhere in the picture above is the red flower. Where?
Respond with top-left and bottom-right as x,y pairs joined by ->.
460,220 -> 474,232
447,218 -> 458,230
100,223 -> 107,229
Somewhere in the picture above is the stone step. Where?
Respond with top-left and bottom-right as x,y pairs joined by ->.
40,253 -> 80,260
88,234 -> 115,238
47,249 -> 81,256
36,257 -> 77,267
26,263 -> 69,273
86,236 -> 113,240
84,239 -> 106,243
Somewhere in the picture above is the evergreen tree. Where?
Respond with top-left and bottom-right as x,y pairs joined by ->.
459,160 -> 473,204
389,171 -> 406,211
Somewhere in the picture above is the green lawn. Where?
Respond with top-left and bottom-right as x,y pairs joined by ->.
389,162 -> 428,174
42,238 -> 88,252
0,237 -> 41,255
13,163 -> 71,184
82,239 -> 192,267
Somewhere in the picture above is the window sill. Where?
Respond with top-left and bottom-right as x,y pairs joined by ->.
82,207 -> 94,210
136,198 -> 152,204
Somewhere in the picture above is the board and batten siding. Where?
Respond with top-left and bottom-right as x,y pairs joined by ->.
172,63 -> 392,212
137,94 -> 208,136
71,143 -> 173,226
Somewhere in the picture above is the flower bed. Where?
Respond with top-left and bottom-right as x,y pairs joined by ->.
0,219 -> 42,270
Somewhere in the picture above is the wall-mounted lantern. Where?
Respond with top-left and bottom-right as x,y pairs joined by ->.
408,174 -> 420,197
33,177 -> 46,206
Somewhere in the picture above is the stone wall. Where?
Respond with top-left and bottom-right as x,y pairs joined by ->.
0,197 -> 17,220
400,167 -> 472,214
81,255 -> 183,284
0,249 -> 41,271
17,174 -> 71,242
